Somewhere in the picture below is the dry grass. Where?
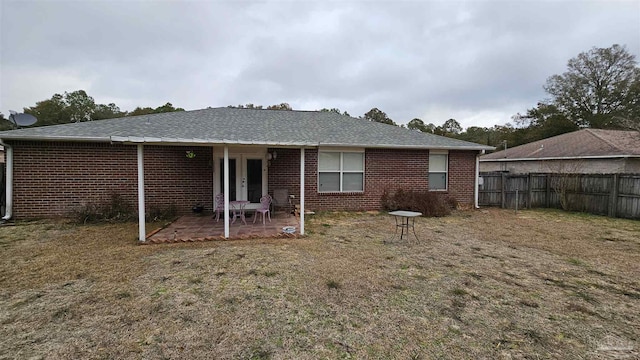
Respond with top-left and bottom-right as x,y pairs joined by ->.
0,209 -> 638,359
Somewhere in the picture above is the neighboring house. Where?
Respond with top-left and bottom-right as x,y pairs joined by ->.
0,107 -> 493,239
480,129 -> 640,174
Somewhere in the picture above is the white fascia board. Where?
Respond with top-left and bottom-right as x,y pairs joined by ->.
320,142 -> 494,151
479,155 -> 640,162
1,135 -> 110,142
110,136 -> 317,147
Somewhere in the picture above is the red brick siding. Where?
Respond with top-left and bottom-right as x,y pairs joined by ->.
10,142 -> 212,218
8,141 -> 476,218
144,146 -> 213,212
268,148 -> 478,211
447,150 -> 477,204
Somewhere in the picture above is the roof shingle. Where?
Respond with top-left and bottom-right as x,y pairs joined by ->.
481,129 -> 640,160
0,107 -> 493,150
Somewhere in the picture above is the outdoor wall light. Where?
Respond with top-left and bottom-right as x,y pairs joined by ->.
267,151 -> 277,161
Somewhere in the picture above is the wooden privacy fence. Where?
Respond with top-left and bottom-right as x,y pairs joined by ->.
479,172 -> 640,219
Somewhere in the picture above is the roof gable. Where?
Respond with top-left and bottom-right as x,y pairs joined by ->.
0,107 -> 493,150
481,129 -> 640,160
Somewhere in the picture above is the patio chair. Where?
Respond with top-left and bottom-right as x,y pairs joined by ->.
213,193 -> 224,222
253,195 -> 272,224
272,189 -> 293,216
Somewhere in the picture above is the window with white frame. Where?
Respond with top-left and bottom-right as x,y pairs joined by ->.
318,151 -> 364,192
429,151 -> 448,190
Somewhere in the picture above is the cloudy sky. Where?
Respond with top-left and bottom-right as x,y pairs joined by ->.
1,0 -> 639,129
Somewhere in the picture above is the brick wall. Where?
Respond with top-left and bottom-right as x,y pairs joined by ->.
268,148 -> 478,212
448,150 -> 478,204
9,141 -> 213,218
7,141 -> 476,218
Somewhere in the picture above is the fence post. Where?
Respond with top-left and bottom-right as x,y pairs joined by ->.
609,173 -> 619,218
501,172 -> 506,209
545,173 -> 551,208
527,173 -> 533,209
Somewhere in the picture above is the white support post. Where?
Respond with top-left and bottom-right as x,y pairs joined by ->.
223,145 -> 230,238
300,148 -> 305,235
2,145 -> 13,220
137,145 -> 146,242
474,151 -> 481,209
211,147 -> 216,211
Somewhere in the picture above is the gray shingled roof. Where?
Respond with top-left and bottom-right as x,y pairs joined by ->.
481,129 -> 640,161
0,107 -> 493,150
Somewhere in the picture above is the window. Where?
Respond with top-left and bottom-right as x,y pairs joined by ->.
318,151 -> 364,192
429,152 -> 448,190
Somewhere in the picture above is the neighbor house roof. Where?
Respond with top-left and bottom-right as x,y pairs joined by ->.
480,129 -> 640,162
0,107 -> 493,150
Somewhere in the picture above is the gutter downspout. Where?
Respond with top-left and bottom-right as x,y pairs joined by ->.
474,150 -> 484,209
1,142 -> 12,220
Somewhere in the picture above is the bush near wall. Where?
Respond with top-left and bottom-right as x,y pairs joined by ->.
381,189 -> 457,217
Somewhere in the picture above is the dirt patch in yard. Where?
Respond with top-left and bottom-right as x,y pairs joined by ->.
0,209 -> 638,359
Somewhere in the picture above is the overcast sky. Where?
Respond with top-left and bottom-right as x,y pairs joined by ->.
1,0 -> 639,129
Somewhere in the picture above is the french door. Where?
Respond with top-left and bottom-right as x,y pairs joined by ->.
218,156 -> 264,203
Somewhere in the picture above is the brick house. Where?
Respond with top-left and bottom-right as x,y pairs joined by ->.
0,107 -> 493,240
480,129 -> 640,174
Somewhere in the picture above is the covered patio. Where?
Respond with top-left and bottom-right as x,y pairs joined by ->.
145,211 -> 301,243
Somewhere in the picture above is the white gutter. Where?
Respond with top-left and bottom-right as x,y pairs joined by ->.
0,134 -> 495,152
137,145 -> 146,242
300,148 -> 305,235
0,135 -> 110,142
1,142 -> 12,220
479,154 -> 640,162
474,150 -> 485,209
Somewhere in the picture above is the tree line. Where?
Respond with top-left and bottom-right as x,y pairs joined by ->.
0,90 -> 185,130
2,44 -> 638,150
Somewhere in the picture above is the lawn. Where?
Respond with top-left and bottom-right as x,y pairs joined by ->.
0,208 -> 638,359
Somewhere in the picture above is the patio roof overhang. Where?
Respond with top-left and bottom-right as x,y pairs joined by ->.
133,144 -> 307,242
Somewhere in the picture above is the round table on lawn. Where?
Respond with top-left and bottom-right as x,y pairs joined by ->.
387,210 -> 422,243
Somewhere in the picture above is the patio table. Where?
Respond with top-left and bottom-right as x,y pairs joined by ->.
387,210 -> 422,243
230,200 -> 250,225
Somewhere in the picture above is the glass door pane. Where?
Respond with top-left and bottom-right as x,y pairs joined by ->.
220,158 -> 237,201
247,159 -> 262,203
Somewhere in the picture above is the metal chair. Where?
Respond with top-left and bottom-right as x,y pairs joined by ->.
272,189 -> 293,216
213,193 -> 224,221
253,195 -> 272,224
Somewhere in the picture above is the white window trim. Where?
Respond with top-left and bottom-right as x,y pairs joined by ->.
318,150 -> 365,193
429,151 -> 448,191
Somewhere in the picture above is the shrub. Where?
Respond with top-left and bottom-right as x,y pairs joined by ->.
147,203 -> 178,222
71,193 -> 135,224
381,188 -> 457,217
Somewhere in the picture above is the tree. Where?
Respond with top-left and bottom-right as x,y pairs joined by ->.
128,107 -> 155,116
128,102 -> 184,116
439,118 -> 462,136
407,118 -> 435,133
363,108 -> 396,125
266,103 -> 293,111
153,102 -> 185,113
544,44 -> 640,129
93,103 -> 125,120
230,103 -> 263,109
319,108 -> 350,116
0,112 -> 13,131
456,126 -> 492,145
65,90 -> 96,122
24,93 -> 70,126
513,103 -> 578,141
